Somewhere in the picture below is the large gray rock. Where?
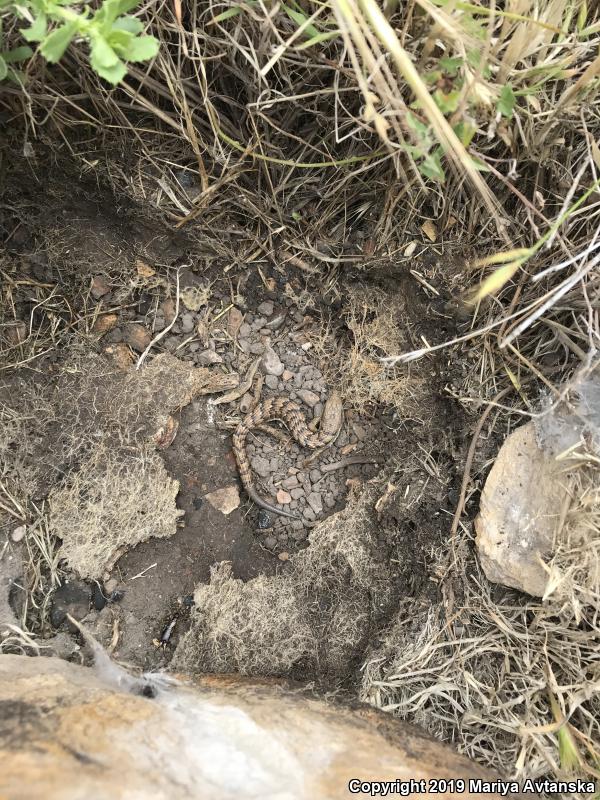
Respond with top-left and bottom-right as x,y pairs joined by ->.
475,422 -> 569,596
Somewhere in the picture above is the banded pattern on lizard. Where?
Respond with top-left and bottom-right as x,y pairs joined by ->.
233,392 -> 343,520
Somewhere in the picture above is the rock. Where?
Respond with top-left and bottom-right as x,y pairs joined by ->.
11,525 -> 26,543
282,476 -> 299,490
104,578 -> 118,595
50,579 -> 91,629
297,389 -> 320,408
92,314 -> 118,336
249,342 -> 265,355
204,485 -> 240,516
239,322 -> 252,338
265,375 -> 279,391
290,487 -> 304,500
104,343 -> 134,370
475,422 -> 569,597
238,338 -> 251,354
265,313 -> 286,331
123,323 -> 151,352
278,551 -> 290,562
196,350 -> 223,366
181,313 -> 195,333
264,535 -> 277,548
90,275 -> 110,299
307,492 -> 323,515
251,456 -> 271,478
104,327 -> 123,344
276,489 -> 292,505
282,369 -> 294,382
261,346 -> 284,377
257,511 -> 272,530
257,301 -> 274,316
309,469 -> 321,483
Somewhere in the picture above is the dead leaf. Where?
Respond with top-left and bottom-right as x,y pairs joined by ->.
153,415 -> 179,449
135,259 -> 156,279
403,241 -> 417,257
227,307 -> 244,339
421,221 -> 437,242
104,343 -> 134,370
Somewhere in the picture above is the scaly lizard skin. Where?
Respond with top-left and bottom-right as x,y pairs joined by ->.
233,391 -> 343,520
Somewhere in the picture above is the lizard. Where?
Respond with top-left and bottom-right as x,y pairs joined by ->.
233,391 -> 344,520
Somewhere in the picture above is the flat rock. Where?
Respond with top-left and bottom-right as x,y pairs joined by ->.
306,492 -> 323,515
204,485 -> 240,516
276,489 -> 292,505
123,323 -> 151,352
251,456 -> 271,478
475,422 -> 569,597
257,301 -> 274,316
265,375 -> 279,390
261,346 -> 284,377
297,389 -> 320,408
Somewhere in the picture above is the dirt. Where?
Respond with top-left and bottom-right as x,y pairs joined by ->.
1,158 -> 470,683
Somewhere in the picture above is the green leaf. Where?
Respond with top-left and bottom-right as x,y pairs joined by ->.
419,150 -> 445,182
498,84 -> 516,118
22,13 -> 47,42
295,29 -> 339,49
90,35 -> 119,69
107,28 -> 134,53
93,57 -> 127,83
282,4 -> 320,39
94,0 -> 140,29
112,15 -> 144,33
453,120 -> 476,147
4,45 -> 33,63
439,55 -> 462,76
39,21 -> 78,63
123,35 -> 158,62
433,88 -> 460,113
0,55 -> 7,80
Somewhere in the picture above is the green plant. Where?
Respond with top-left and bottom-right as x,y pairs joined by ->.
0,0 -> 158,84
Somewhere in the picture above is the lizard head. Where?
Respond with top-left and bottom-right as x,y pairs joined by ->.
320,390 -> 344,441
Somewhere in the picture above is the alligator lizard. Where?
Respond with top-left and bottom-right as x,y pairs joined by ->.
233,392 -> 343,520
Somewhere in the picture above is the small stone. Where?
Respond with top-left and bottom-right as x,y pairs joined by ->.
290,487 -> 304,500
297,389 -> 320,408
264,535 -> 277,548
123,323 -> 151,352
268,457 -> 280,472
282,369 -> 294,382
104,327 -> 123,344
196,350 -> 223,365
50,579 -> 91,629
309,469 -> 321,483
265,375 -> 279,390
257,301 -> 274,316
265,313 -> 286,331
204,485 -> 240,515
193,497 -> 204,510
278,551 -> 290,562
251,317 -> 267,331
104,343 -> 134,370
227,307 -> 244,338
277,489 -> 292,505
11,525 -> 26,543
262,345 -> 284,377
291,529 -> 308,541
303,506 -> 316,521
249,342 -> 265,355
238,338 -> 251,354
313,402 -> 324,418
324,493 -> 336,509
282,476 -> 299,490
91,275 -> 110,299
239,322 -> 252,338
258,511 -> 273,531
352,423 -> 367,441
92,314 -> 118,336
181,313 -> 195,333
252,456 -> 271,478
307,492 -> 323,514
104,578 -> 118,594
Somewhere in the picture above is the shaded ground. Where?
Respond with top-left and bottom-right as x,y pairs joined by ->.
1,158 -> 469,681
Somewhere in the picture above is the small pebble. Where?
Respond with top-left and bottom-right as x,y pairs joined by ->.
290,487 -> 304,500
309,469 -> 321,483
252,456 -> 271,478
262,345 -> 284,377
91,275 -> 110,299
307,492 -> 323,514
282,369 -> 294,381
278,551 -> 290,562
258,510 -> 273,529
297,389 -> 320,408
264,535 -> 277,548
196,350 -> 223,365
277,489 -> 292,505
11,525 -> 26,543
239,322 -> 252,338
123,323 -> 151,352
265,374 -> 279,390
266,313 -> 286,331
249,342 -> 265,355
181,313 -> 195,333
257,301 -> 274,316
